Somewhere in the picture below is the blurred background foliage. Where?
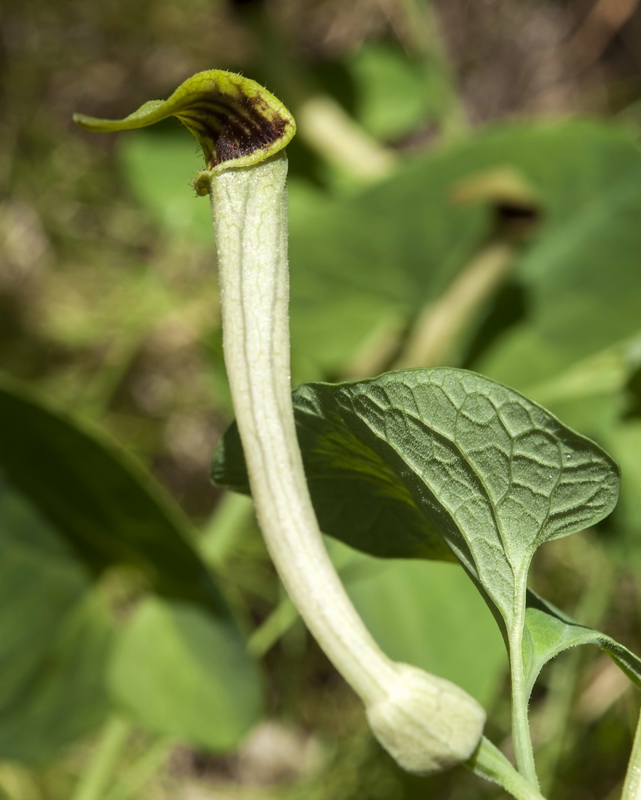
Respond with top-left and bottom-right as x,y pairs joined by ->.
1,1 -> 641,798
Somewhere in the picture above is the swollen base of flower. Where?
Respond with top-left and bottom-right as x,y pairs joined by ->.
366,663 -> 486,775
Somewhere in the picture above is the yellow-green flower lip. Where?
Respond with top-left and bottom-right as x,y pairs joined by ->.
73,70 -> 296,172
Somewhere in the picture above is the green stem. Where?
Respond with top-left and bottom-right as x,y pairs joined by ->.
394,241 -> 514,369
199,490 -> 254,567
534,553 -> 614,792
509,582 -> 540,788
0,765 -> 43,800
467,737 -> 548,800
71,717 -> 131,800
622,705 -> 641,800
397,0 -> 468,137
511,654 -> 539,788
248,595 -> 298,657
103,738 -> 173,800
75,67 -> 489,780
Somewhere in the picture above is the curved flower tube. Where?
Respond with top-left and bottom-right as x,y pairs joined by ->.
74,69 -> 486,775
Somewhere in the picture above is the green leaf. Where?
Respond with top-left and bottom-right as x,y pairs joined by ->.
523,592 -> 641,696
520,346 -> 632,439
288,153 -> 487,380
119,128 -> 215,244
0,592 -> 113,765
0,376 -> 221,612
108,597 -> 263,751
287,121 -> 641,380
0,477 -> 112,764
478,158 -> 641,390
0,377 -> 263,751
345,42 -> 435,140
214,367 -> 619,632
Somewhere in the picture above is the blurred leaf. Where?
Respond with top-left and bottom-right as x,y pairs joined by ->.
346,43 -> 433,141
462,128 -> 641,392
0,477 -> 112,763
524,592 -> 641,696
0,377 -> 263,751
109,597 -> 263,751
478,159 -> 641,389
0,376 -> 220,611
603,421 -> 641,563
288,150 -> 488,379
287,121 -> 641,380
333,542 -> 505,705
214,367 -> 619,631
0,592 -> 113,765
119,126 -> 214,244
522,346 -> 630,437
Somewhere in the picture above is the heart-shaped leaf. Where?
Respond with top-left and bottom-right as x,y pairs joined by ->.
213,366 -> 637,708
214,367 -> 619,631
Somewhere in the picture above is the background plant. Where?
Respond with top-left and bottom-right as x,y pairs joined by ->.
1,2 -> 641,799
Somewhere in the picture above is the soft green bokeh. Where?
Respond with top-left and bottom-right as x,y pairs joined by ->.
0,478 -> 112,763
0,379 -> 263,758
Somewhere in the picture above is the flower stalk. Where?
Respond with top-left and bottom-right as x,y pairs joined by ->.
74,69 -> 486,775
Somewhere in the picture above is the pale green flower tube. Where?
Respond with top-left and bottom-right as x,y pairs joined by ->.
207,151 -> 485,773
74,70 -> 486,774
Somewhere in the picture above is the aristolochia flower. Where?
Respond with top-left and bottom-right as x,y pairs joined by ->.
75,69 -> 486,775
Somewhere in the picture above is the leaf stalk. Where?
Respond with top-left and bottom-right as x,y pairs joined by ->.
509,579 -> 540,789
468,737 -> 548,800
